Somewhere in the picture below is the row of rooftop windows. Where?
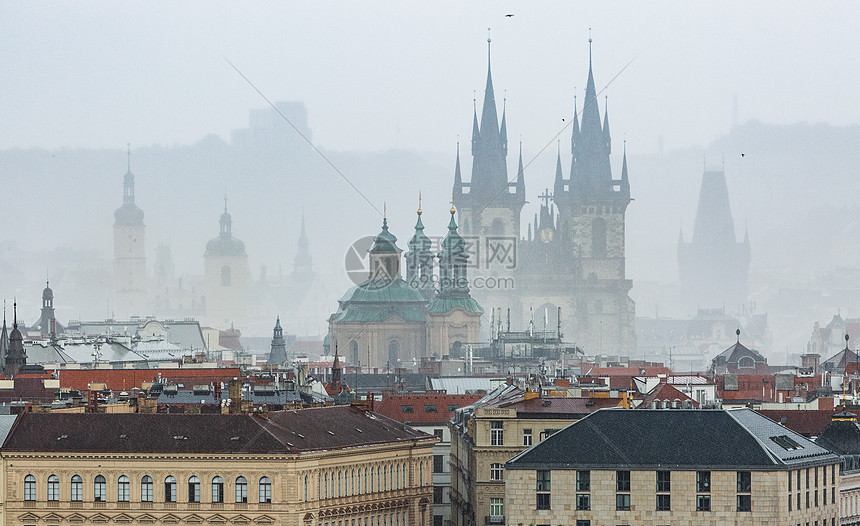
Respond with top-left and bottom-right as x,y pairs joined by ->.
23,475 -> 271,504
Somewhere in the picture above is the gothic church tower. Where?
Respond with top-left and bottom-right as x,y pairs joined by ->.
453,36 -> 526,243
113,147 -> 147,318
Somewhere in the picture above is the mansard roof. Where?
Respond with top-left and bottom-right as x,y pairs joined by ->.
507,408 -> 837,471
2,406 -> 433,453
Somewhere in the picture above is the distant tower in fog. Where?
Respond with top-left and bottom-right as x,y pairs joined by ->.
678,168 -> 750,315
113,146 -> 147,318
267,316 -> 287,366
203,200 -> 248,330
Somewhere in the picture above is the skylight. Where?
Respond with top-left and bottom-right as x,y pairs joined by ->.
770,435 -> 803,451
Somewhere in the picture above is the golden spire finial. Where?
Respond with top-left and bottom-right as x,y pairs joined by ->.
417,192 -> 422,215
450,191 -> 456,215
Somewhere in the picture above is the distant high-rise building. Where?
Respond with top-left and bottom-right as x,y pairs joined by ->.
292,211 -> 314,281
113,148 -> 148,318
678,168 -> 751,314
203,201 -> 249,330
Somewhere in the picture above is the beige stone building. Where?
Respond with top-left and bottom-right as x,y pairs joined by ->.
506,408 -> 840,526
0,406 -> 435,526
449,384 -> 624,526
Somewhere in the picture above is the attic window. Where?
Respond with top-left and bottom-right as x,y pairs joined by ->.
231,436 -> 240,441
327,430 -> 335,435
448,405 -> 459,412
770,435 -> 803,451
297,433 -> 306,439
541,400 -> 551,407
119,434 -> 128,439
173,435 -> 188,440
57,434 -> 68,440
356,428 -> 363,433
401,405 -> 414,413
424,405 -> 437,413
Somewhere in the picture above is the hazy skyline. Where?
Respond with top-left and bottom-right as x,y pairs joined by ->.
3,2 -> 860,156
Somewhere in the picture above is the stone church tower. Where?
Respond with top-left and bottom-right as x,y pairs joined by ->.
453,36 -> 526,243
113,148 -> 147,318
203,201 -> 249,330
678,168 -> 750,314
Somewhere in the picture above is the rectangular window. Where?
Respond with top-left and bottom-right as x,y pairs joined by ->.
490,421 -> 504,446
617,470 -> 631,492
490,463 -> 504,481
806,468 -> 810,489
536,470 -> 550,492
815,467 -> 819,487
823,465 -> 827,486
697,471 -> 711,493
434,429 -> 444,439
797,492 -> 801,509
576,493 -> 590,511
656,471 -> 671,492
523,429 -> 533,446
616,493 -> 630,511
823,488 -> 826,505
536,470 -> 550,510
490,498 -> 504,519
737,494 -> 752,512
696,494 -> 711,512
433,455 -> 444,473
433,487 -> 443,504
737,471 -> 752,493
789,471 -> 792,489
788,493 -> 792,511
814,490 -> 818,507
806,491 -> 810,508
576,471 -> 590,492
833,464 -> 836,485
433,516 -> 443,526
798,469 -> 802,490
575,521 -> 590,526
656,494 -> 671,511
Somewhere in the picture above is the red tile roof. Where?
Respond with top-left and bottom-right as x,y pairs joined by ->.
755,409 -> 837,438
51,368 -> 242,391
637,383 -> 699,409
501,396 -> 622,415
374,393 -> 482,425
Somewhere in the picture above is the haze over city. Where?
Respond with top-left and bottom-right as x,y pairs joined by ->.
3,1 -> 860,360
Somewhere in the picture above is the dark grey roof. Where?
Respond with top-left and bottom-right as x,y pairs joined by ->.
507,408 -> 837,471
816,417 -> 860,455
1,406 -> 434,454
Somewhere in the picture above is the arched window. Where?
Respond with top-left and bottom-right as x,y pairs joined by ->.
318,473 -> 322,500
349,341 -> 359,369
164,476 -> 177,503
364,468 -> 368,494
739,356 -> 755,368
141,476 -> 153,502
24,475 -> 36,501
188,476 -> 201,503
259,477 -> 272,503
338,471 -> 342,497
304,475 -> 309,502
221,265 -> 232,286
324,472 -> 329,499
47,475 -> 59,501
388,341 -> 400,367
212,476 -> 224,503
235,476 -> 248,503
371,467 -> 375,492
350,469 -> 355,496
377,466 -> 382,490
71,475 -> 83,501
94,475 -> 106,502
384,465 -> 388,491
591,217 -> 607,258
117,475 -> 130,502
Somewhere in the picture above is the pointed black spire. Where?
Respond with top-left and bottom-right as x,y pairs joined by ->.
602,95 -> 612,154
620,141 -> 630,198
516,142 -> 525,194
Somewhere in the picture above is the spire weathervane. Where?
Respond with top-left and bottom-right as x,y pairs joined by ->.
450,191 -> 456,215
417,192 -> 422,215
127,142 -> 131,172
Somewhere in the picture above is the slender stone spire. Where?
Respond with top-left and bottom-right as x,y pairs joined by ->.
453,142 -> 463,188
516,142 -> 525,193
602,95 -> 612,154
620,140 -> 630,198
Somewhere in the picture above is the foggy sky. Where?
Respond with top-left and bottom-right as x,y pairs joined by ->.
3,2 -> 859,155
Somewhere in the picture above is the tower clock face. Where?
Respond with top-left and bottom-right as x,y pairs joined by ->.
540,228 -> 554,243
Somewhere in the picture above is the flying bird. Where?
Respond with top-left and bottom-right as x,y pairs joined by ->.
505,13 -> 514,17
